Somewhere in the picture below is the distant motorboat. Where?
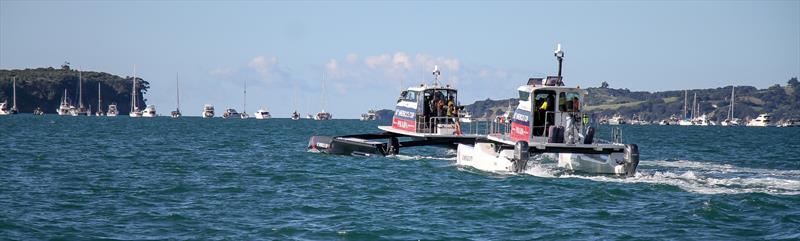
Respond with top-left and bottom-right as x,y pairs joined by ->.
747,114 -> 771,127
459,111 -> 473,123
106,104 -> 118,117
291,111 -> 300,120
142,105 -> 156,117
360,109 -> 378,121
315,111 -> 332,120
778,118 -> 799,127
202,104 -> 215,118
57,89 -> 72,116
222,108 -> 240,119
254,108 -> 271,119
0,76 -> 18,115
33,107 -> 44,115
607,114 -> 625,125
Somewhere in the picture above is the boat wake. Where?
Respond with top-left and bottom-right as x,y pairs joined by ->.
390,154 -> 457,161
523,159 -> 800,195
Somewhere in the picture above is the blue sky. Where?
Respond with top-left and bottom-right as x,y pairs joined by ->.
1,1 -> 798,118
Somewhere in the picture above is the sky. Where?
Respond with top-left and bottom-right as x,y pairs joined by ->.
1,1 -> 798,118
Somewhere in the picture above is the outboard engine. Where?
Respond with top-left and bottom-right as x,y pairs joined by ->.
512,141 -> 530,173
623,144 -> 640,177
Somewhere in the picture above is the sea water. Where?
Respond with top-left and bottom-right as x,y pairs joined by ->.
1,115 -> 798,240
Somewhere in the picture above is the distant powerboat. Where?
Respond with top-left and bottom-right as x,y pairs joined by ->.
360,109 -> 378,121
747,114 -> 771,127
291,111 -> 301,120
778,119 -> 799,127
202,104 -> 215,118
142,105 -> 157,117
607,114 -> 625,125
33,107 -> 44,115
222,108 -> 240,119
107,104 -> 118,117
255,108 -> 271,119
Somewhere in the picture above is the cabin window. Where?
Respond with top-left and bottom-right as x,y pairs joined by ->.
518,91 -> 530,102
532,90 -> 556,136
401,91 -> 418,102
558,92 -> 582,112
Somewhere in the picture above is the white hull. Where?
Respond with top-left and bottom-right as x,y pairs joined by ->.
678,120 -> 694,126
254,112 -> 271,119
457,143 -> 632,175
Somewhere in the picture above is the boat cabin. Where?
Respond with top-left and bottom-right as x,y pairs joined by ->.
510,76 -> 588,143
392,84 -> 459,134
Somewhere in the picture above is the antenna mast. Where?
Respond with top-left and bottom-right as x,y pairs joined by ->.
555,43 -> 565,83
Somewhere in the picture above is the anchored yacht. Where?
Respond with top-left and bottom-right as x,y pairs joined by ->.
291,111 -> 301,120
360,109 -> 378,121
254,108 -> 271,119
71,71 -> 90,116
142,105 -> 156,117
129,66 -> 142,118
747,114 -> 771,127
171,73 -> 181,118
202,105 -> 215,118
107,104 -> 118,117
57,89 -> 73,116
95,82 -> 104,116
222,108 -> 240,119
0,77 -> 17,115
314,73 -> 332,120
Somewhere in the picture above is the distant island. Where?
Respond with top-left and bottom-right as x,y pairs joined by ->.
0,65 -> 148,114
465,77 -> 800,122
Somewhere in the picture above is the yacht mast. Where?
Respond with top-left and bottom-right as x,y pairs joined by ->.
730,86 -> 735,120
132,65 -> 137,112
683,90 -> 688,119
79,71 -> 83,108
98,82 -> 102,112
176,73 -> 180,112
12,76 -> 16,110
692,92 -> 697,119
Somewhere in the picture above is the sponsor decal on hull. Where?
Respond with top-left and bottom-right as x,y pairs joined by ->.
510,109 -> 531,142
392,105 -> 417,132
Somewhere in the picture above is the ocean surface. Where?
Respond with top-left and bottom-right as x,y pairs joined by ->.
1,115 -> 799,240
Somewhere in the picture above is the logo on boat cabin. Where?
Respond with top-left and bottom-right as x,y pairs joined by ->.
510,109 -> 531,141
392,106 -> 417,132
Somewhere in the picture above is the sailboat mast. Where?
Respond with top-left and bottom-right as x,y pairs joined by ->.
692,93 -> 697,119
98,82 -> 102,112
12,77 -> 16,109
79,71 -> 83,108
132,65 -> 137,111
243,79 -> 247,112
176,73 -> 180,112
730,86 -> 735,120
683,90 -> 688,119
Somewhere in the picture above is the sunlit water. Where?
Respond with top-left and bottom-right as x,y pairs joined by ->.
1,115 -> 798,240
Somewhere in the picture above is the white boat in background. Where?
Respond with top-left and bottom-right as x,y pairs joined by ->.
130,66 -> 143,118
315,73 -> 332,120
71,71 -> 90,116
107,104 -> 118,117
747,114 -> 771,127
57,89 -> 72,116
607,114 -> 625,125
291,111 -> 301,120
142,105 -> 156,117
255,107 -> 271,119
360,109 -> 378,121
778,119 -> 799,127
720,86 -> 739,126
0,76 -> 17,115
95,82 -> 104,116
202,105 -> 215,118
459,111 -> 473,123
693,114 -> 711,126
33,107 -> 44,115
222,108 -> 240,119
171,73 -> 181,118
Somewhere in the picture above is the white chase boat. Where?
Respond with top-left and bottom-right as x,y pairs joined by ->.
456,44 -> 640,176
747,114 -> 771,127
360,109 -> 378,121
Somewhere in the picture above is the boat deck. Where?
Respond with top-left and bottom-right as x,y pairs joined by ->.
377,126 -> 483,139
486,133 -> 626,154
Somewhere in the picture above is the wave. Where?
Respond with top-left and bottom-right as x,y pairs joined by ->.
531,160 -> 800,195
390,154 -> 457,161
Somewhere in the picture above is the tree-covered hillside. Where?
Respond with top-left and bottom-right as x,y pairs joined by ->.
0,65 -> 149,114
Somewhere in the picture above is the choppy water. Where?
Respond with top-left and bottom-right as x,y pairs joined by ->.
1,115 -> 799,240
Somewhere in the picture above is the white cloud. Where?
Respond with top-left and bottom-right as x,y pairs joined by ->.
248,56 -> 279,82
209,66 -> 234,77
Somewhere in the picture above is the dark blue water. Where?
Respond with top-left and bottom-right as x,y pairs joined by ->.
1,115 -> 799,240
